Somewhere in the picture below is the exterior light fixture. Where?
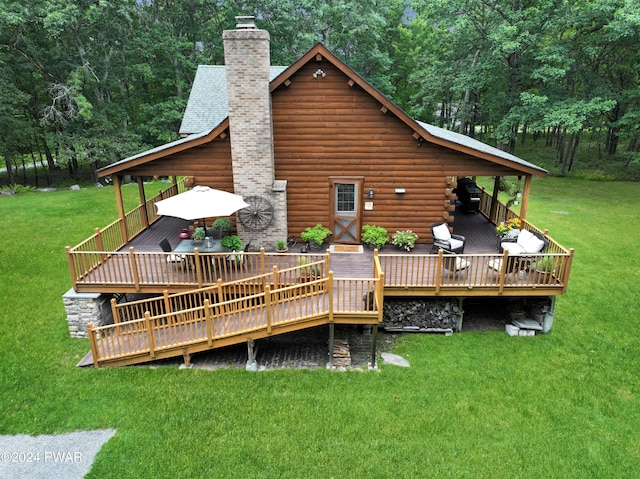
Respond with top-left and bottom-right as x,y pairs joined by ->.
313,69 -> 326,78
368,186 -> 374,199
395,188 -> 406,194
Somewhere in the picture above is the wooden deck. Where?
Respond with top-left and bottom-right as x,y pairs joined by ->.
67,185 -> 573,368
68,207 -> 570,296
79,258 -> 385,368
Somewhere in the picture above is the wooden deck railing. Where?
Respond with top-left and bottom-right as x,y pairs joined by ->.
87,256 -> 385,367
66,180 -> 186,288
379,232 -> 573,297
110,254 -> 329,322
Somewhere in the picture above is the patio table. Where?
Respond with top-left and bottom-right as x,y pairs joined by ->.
172,239 -> 225,254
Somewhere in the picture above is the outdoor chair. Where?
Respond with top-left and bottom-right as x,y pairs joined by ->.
500,229 -> 548,255
442,254 -> 471,277
159,238 -> 187,266
431,222 -> 466,254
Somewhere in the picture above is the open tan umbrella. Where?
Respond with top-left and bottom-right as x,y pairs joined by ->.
156,185 -> 249,224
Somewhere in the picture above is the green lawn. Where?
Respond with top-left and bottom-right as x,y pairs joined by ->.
1,178 -> 639,478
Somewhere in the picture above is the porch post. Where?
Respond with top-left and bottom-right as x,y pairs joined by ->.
519,175 -> 532,220
136,176 -> 149,229
369,324 -> 378,370
246,339 -> 258,371
113,175 -> 128,244
328,322 -> 335,369
489,176 -> 501,223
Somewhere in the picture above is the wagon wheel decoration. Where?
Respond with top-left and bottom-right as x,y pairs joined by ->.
237,195 -> 274,231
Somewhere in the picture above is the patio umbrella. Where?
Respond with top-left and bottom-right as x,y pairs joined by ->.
155,185 -> 250,227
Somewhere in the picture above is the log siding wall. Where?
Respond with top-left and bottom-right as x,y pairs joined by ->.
120,59 -> 519,245
271,60 -> 513,243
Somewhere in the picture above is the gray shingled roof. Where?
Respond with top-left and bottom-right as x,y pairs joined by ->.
179,65 -> 288,135
99,129 -> 213,173
416,121 -> 547,174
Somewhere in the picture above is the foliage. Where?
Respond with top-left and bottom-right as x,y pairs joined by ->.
221,234 -> 242,251
211,217 -> 232,232
391,229 -> 418,251
296,255 -> 320,277
0,184 -> 36,193
495,217 -> 522,237
1,179 -> 640,477
192,227 -> 205,240
301,224 -> 332,246
2,0 -> 640,184
533,255 -> 556,274
361,224 -> 389,249
275,239 -> 287,251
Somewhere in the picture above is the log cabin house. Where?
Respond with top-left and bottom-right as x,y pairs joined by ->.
66,17 -> 574,368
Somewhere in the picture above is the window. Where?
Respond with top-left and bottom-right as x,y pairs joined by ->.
335,184 -> 356,213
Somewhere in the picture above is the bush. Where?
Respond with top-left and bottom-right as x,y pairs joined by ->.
221,234 -> 242,251
212,217 -> 233,232
301,224 -> 332,246
192,227 -> 206,240
361,224 -> 389,249
392,230 -> 418,251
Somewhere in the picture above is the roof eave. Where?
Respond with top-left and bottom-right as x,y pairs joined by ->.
97,122 -> 229,178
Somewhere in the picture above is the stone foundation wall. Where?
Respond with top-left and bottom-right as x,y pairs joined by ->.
62,289 -> 113,338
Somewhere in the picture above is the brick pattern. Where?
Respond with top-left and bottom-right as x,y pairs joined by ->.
223,27 -> 288,247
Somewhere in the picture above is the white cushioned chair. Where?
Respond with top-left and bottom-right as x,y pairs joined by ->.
442,254 -> 471,277
500,229 -> 548,255
431,222 -> 466,254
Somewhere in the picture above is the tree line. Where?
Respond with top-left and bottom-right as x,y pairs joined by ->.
1,0 -> 638,186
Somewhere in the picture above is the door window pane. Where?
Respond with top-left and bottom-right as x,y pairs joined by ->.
336,184 -> 356,213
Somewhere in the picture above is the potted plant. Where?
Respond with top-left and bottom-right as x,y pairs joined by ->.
211,217 -> 233,236
533,256 -> 556,277
297,256 -> 320,281
221,234 -> 242,252
391,230 -> 418,251
301,224 -> 332,250
192,227 -> 206,242
275,239 -> 288,252
361,224 -> 389,250
495,217 -> 521,238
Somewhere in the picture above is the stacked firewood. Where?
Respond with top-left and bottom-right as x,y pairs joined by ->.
382,298 -> 459,332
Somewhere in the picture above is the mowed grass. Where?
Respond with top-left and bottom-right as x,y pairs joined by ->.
1,178 -> 639,478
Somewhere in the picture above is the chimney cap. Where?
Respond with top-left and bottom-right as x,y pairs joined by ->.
235,15 -> 256,29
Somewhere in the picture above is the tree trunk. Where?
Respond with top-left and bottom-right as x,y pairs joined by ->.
567,131 -> 582,172
41,136 -> 57,184
4,155 -> 15,185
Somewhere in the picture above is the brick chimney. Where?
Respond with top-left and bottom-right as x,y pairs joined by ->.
223,16 -> 287,249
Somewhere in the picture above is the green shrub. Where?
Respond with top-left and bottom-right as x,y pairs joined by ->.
192,227 -> 206,240
212,217 -> 233,232
221,234 -> 242,251
361,224 -> 389,249
301,224 -> 332,246
391,230 -> 418,251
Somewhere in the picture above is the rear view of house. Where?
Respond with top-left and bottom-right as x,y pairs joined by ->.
99,16 -> 546,249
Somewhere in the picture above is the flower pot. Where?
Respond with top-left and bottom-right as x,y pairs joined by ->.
308,242 -> 323,251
